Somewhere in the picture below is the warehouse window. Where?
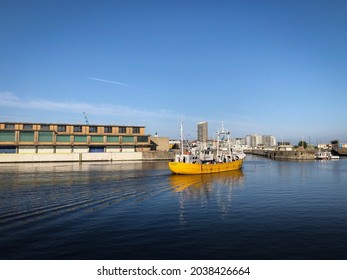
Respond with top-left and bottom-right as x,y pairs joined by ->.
40,124 -> 50,130
19,131 -> 35,142
89,126 -> 98,133
137,136 -> 149,142
4,124 -> 15,129
104,126 -> 113,133
38,132 -> 53,142
74,135 -> 87,142
74,125 -> 82,133
122,136 -> 134,143
119,127 -> 126,133
132,127 -> 140,134
0,131 -> 16,142
91,136 -> 103,143
56,135 -> 71,142
57,125 -> 66,132
107,136 -> 119,143
23,124 -> 33,130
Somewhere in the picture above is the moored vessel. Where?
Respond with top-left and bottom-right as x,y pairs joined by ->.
315,151 -> 340,160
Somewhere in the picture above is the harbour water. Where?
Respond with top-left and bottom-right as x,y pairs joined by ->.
1,155 -> 347,260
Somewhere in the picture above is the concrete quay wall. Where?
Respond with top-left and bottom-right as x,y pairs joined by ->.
246,149 -> 316,160
0,151 -> 174,163
142,151 -> 174,161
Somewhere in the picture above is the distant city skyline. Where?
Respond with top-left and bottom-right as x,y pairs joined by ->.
1,1 -> 346,144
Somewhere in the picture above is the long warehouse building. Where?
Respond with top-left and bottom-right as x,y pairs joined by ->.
0,122 -> 151,154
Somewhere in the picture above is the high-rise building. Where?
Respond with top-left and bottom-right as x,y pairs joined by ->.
245,135 -> 252,148
197,121 -> 208,142
251,134 -> 262,148
245,134 -> 276,148
262,135 -> 277,148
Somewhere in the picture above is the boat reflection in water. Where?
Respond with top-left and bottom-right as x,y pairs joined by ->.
169,170 -> 244,224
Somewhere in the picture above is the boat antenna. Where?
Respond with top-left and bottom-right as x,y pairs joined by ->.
180,121 -> 184,156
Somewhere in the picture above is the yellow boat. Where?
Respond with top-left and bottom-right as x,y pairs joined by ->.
168,159 -> 243,175
168,123 -> 245,175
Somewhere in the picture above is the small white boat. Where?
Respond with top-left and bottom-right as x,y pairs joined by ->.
330,154 -> 340,160
315,151 -> 340,160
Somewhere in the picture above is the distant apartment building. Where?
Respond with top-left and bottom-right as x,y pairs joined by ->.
252,134 -> 262,148
0,122 -> 151,154
245,134 -> 276,148
231,137 -> 247,150
245,135 -> 252,148
197,121 -> 208,143
262,135 -> 277,148
245,134 -> 262,148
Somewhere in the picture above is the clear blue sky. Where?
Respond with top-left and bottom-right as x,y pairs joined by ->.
1,0 -> 347,144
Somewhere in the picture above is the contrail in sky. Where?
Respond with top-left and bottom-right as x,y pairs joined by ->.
88,77 -> 129,87
88,76 -> 154,95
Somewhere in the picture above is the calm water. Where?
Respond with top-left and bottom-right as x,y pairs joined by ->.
1,155 -> 347,260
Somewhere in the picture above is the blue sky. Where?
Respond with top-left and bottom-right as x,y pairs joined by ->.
1,0 -> 347,144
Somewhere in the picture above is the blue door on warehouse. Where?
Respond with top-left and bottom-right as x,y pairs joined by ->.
89,146 -> 105,153
0,146 -> 17,153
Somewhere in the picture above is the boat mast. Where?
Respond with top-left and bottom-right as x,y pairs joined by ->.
180,121 -> 184,156
226,129 -> 231,155
216,127 -> 220,159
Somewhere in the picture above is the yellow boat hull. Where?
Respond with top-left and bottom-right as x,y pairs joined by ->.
168,159 -> 243,175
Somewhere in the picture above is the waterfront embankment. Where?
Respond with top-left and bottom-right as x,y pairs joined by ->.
245,149 -> 316,160
0,151 -> 174,163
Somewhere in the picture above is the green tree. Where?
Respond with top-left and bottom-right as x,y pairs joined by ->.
298,141 -> 308,149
